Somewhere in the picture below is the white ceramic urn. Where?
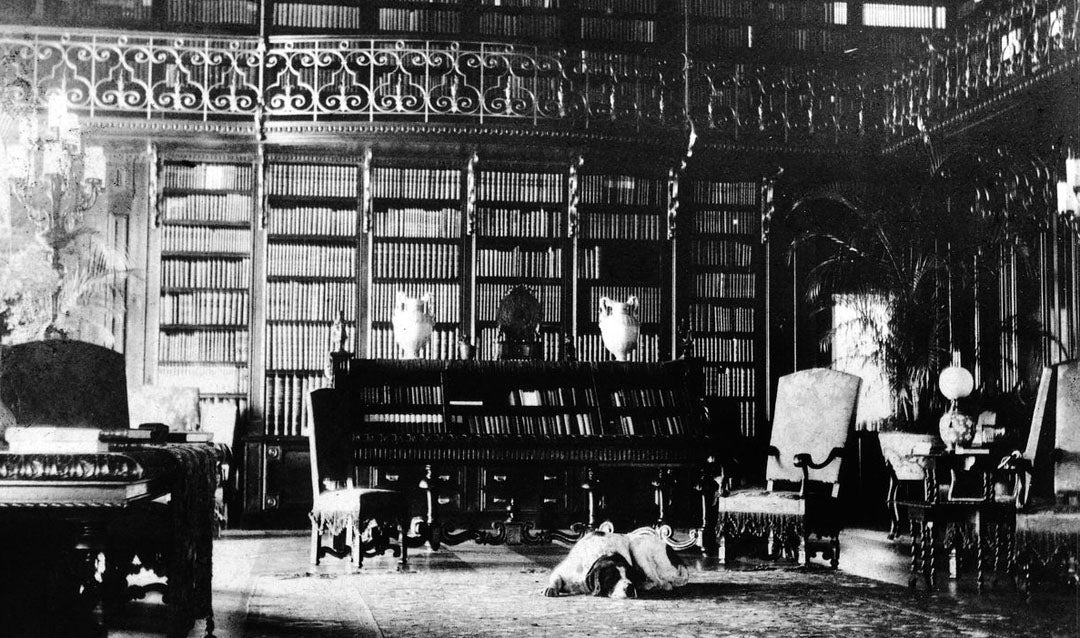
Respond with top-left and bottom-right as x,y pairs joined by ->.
392,291 -> 435,359
598,295 -> 640,361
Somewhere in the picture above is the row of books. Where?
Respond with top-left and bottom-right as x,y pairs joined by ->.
164,194 -> 253,224
476,327 -> 562,361
273,2 -> 364,29
582,212 -> 663,240
478,13 -> 562,37
375,207 -> 461,238
476,246 -> 562,278
372,242 -> 460,279
268,281 -> 357,321
680,0 -> 752,19
269,163 -> 358,198
610,388 -> 680,408
694,272 -> 756,298
693,209 -> 760,235
157,363 -> 249,395
695,336 -> 754,363
378,8 -> 461,32
268,244 -> 356,278
477,283 -> 562,322
580,17 -> 655,42
266,324 -> 337,370
480,0 -> 560,7
159,329 -> 249,363
478,207 -> 563,238
161,258 -> 250,289
688,24 -> 752,49
692,181 -> 757,206
163,162 -> 253,190
587,285 -> 661,323
372,167 -> 461,199
579,50 -> 650,78
56,0 -> 151,21
269,206 -> 357,237
167,0 -> 257,24
689,304 -> 754,333
576,332 -> 661,362
164,227 -> 250,254
707,365 -> 756,397
371,283 -> 460,322
264,372 -> 328,437
613,415 -> 690,437
353,384 -> 443,405
766,0 -> 848,24
508,386 -> 596,407
466,413 -> 601,437
479,172 -> 562,203
863,3 -> 943,29
763,27 -> 848,54
580,175 -> 665,206
732,400 -> 756,437
691,239 -> 753,267
160,291 -> 249,325
369,325 -> 461,359
579,0 -> 656,14
363,415 -> 446,433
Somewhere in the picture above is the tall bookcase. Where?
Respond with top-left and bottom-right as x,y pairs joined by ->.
575,171 -> 668,362
367,163 -> 463,359
473,166 -> 567,360
152,157 -> 255,420
263,160 -> 361,438
685,180 -> 763,439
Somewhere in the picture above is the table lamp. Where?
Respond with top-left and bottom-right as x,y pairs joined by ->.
938,351 -> 976,450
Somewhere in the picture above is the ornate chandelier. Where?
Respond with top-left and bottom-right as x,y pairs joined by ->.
4,88 -> 107,338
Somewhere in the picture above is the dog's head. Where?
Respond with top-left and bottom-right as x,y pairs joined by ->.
584,553 -> 642,599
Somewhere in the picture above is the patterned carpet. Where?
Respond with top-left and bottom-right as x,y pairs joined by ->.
109,534 -> 1080,638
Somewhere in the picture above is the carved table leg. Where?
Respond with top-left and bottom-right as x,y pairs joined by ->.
924,520 -> 936,590
908,514 -> 921,589
582,467 -> 599,530
418,465 -> 441,550
886,475 -> 900,540
695,468 -> 717,556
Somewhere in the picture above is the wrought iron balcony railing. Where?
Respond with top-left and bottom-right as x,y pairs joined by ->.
0,26 -> 870,149
881,0 -> 1080,149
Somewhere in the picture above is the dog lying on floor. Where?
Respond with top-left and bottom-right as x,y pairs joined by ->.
542,527 -> 690,598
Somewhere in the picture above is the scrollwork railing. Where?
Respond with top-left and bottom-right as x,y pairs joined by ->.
0,27 -> 261,120
1,26 -> 872,147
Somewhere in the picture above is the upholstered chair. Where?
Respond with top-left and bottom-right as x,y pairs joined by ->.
308,388 -> 407,568
1000,361 -> 1080,593
716,368 -> 861,567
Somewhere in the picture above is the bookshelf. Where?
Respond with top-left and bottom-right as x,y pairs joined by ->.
373,0 -> 464,37
263,161 -> 360,438
575,172 -> 667,363
474,167 -> 567,360
155,158 -> 254,418
476,0 -> 564,41
323,358 -> 709,541
685,180 -> 762,438
367,164 -> 463,359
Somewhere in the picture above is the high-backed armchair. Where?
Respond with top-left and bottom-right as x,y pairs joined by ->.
1000,361 -> 1080,593
308,388 -> 408,568
716,368 -> 861,567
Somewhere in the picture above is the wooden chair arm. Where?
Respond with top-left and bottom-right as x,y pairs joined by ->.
793,447 -> 844,470
794,448 -> 844,498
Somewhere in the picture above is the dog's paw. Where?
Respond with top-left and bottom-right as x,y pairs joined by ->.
541,587 -> 560,597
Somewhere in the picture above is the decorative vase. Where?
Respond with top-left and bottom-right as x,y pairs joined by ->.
598,295 -> 640,361
391,292 -> 434,359
938,409 -> 976,451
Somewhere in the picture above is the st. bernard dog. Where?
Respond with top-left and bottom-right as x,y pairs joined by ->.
542,527 -> 690,598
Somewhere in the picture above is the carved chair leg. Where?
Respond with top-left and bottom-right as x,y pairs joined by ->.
908,516 -> 920,589
830,536 -> 840,569
718,533 -> 728,565
350,520 -> 362,569
886,477 -> 900,540
798,533 -> 809,566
